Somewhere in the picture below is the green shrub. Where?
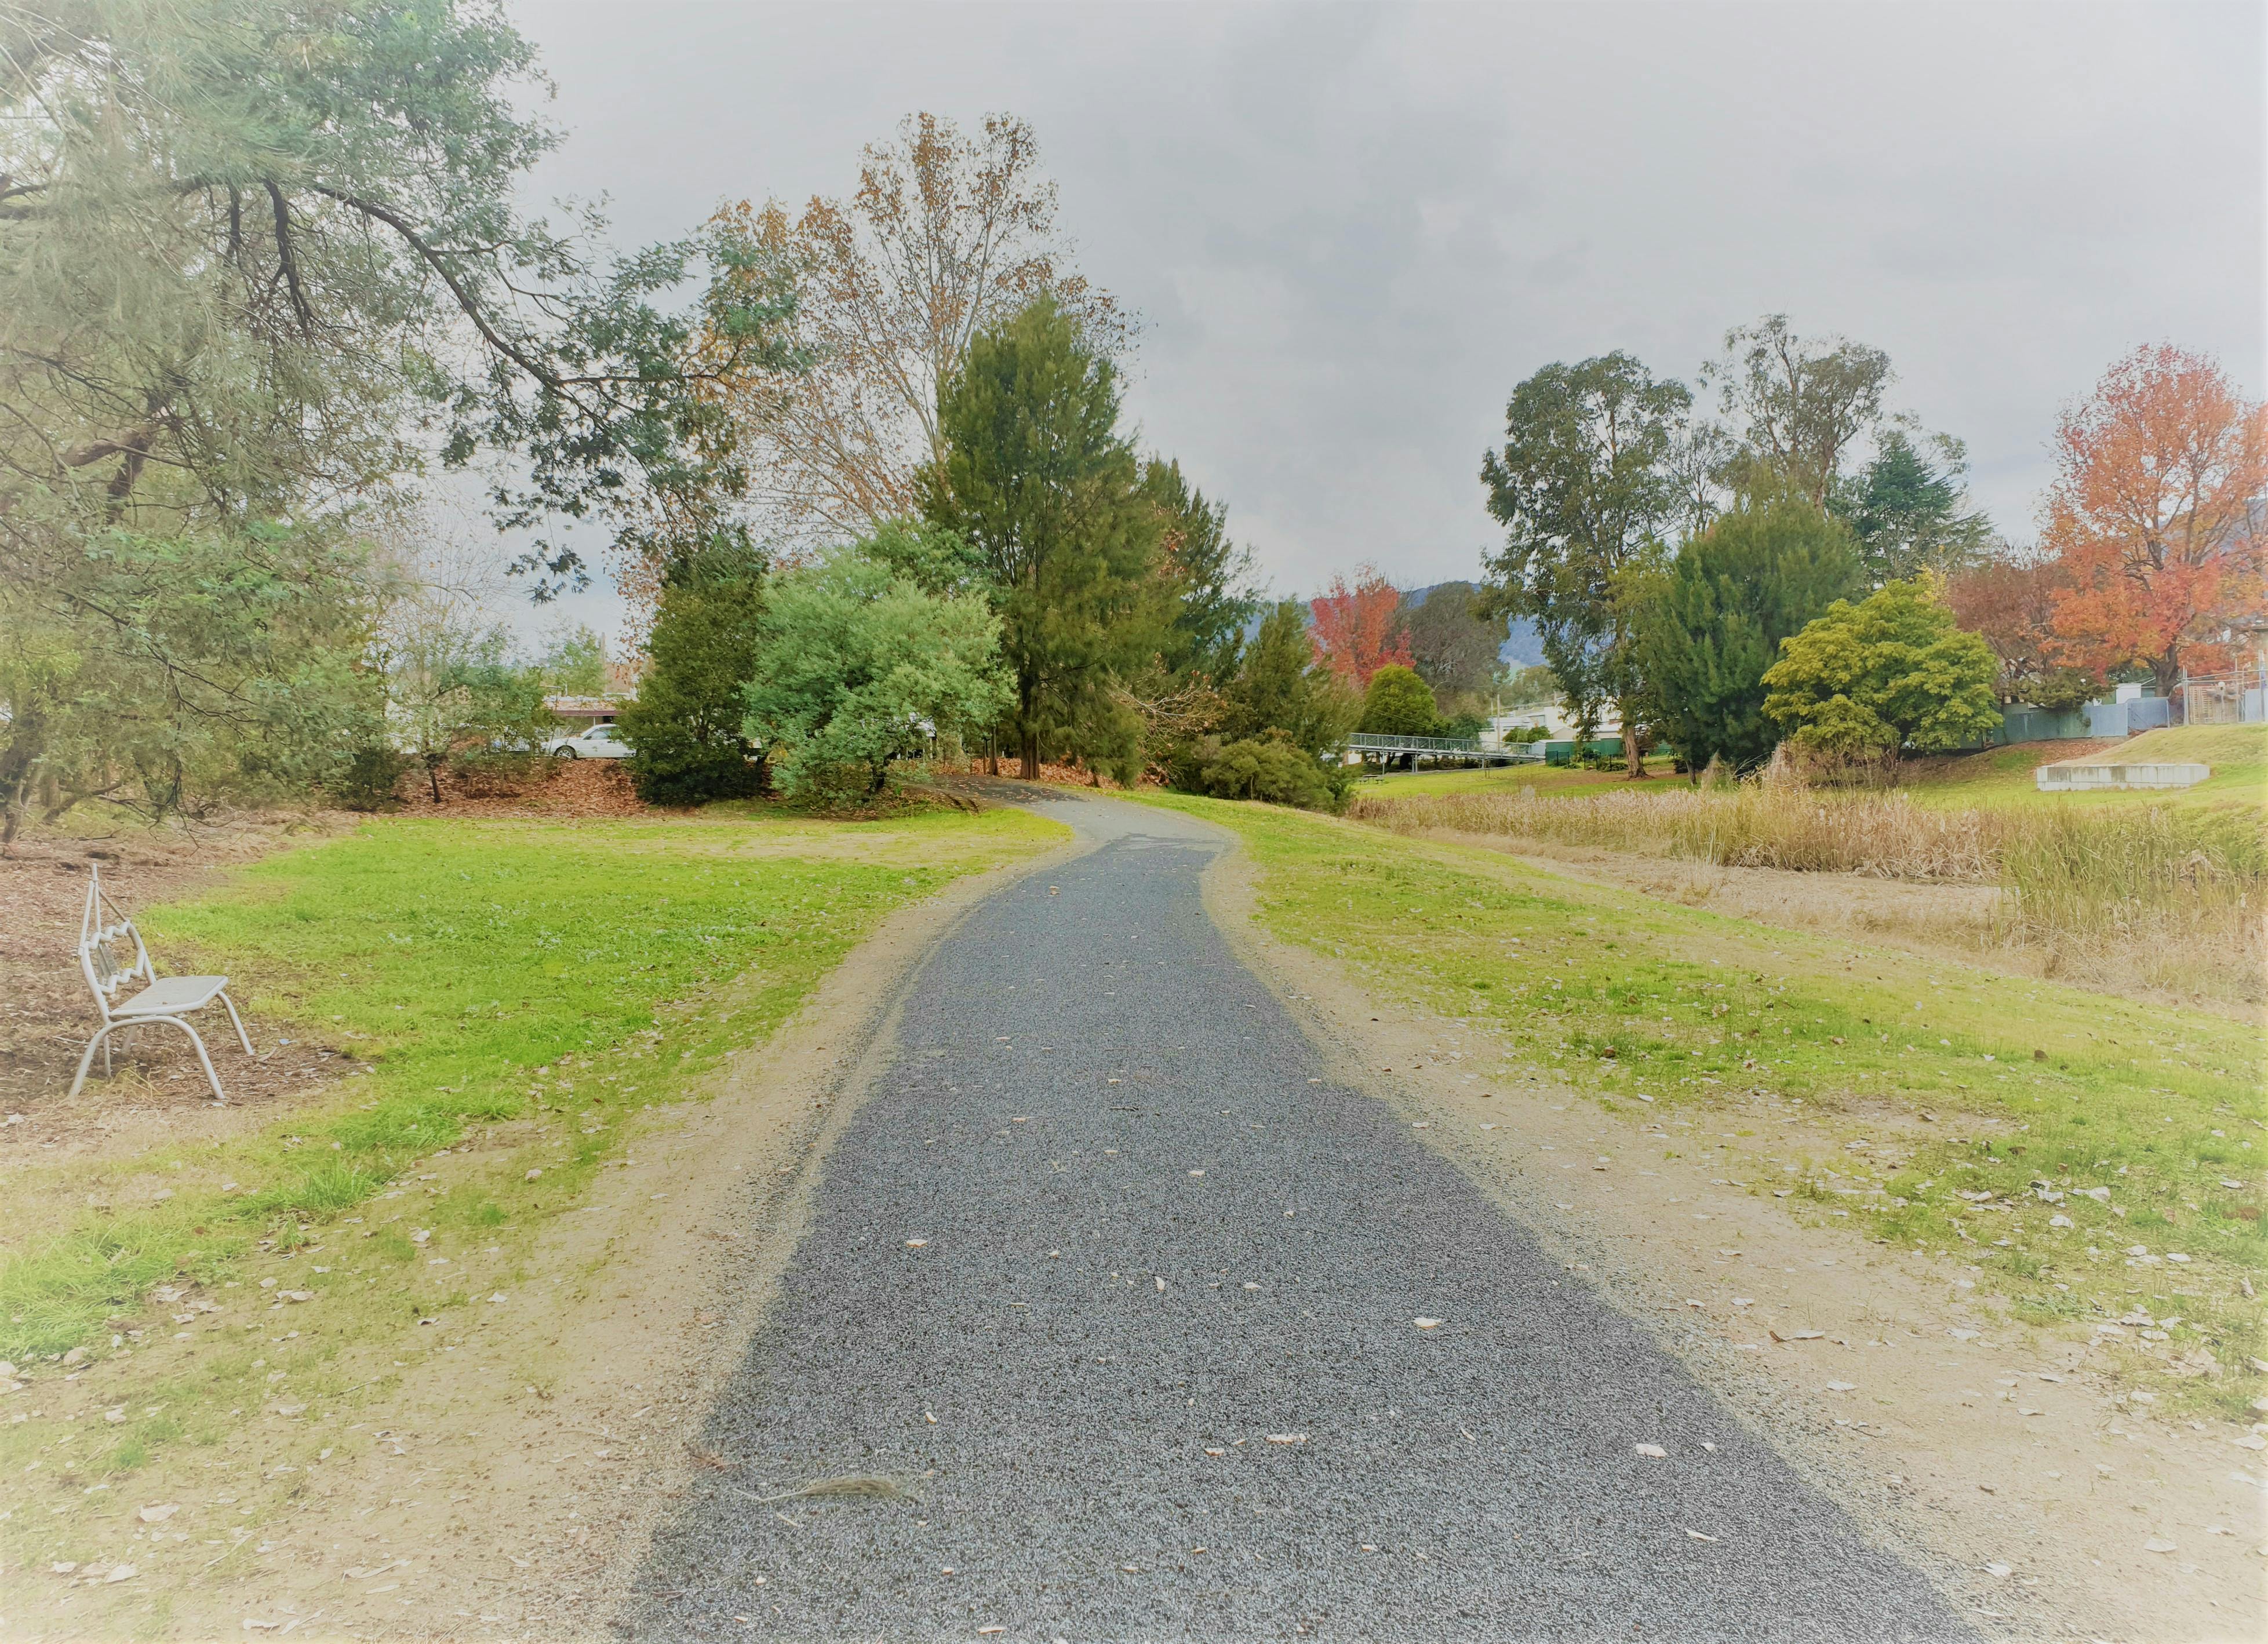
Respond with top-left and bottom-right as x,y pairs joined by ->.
333,745 -> 409,811
1200,738 -> 1349,811
1158,735 -> 1214,795
1763,577 -> 2001,756
1359,664 -> 1438,735
741,530 -> 1009,801
617,538 -> 769,804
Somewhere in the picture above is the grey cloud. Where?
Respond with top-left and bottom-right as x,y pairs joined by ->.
507,0 -> 2262,618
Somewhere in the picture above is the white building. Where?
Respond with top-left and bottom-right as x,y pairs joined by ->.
1482,700 -> 1622,748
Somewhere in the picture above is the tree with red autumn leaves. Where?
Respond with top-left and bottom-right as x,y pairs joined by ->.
1945,556 -> 2098,710
2041,345 -> 2268,694
1308,565 -> 1411,688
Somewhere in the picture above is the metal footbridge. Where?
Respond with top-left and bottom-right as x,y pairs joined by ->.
1343,732 -> 1543,768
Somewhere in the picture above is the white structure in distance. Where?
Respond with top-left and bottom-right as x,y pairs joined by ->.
1483,700 -> 1622,749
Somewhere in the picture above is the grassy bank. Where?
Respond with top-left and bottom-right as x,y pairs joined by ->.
1,805 -> 1060,1364
1903,724 -> 2268,811
1142,792 -> 2266,1417
1348,771 -> 2264,1001
1357,725 -> 2266,812
1355,761 -> 1662,800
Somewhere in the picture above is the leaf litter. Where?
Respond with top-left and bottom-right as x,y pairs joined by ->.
732,1475 -> 907,1507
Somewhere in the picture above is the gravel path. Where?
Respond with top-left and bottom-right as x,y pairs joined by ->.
627,793 -> 1970,1642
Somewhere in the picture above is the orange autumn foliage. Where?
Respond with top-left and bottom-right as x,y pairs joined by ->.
2043,345 -> 2268,692
1309,565 -> 1411,688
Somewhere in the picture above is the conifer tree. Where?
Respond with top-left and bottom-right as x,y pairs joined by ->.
926,297 -> 1159,778
1634,497 -> 1858,773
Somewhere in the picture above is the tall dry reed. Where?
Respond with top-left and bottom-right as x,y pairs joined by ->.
1349,785 -> 2004,880
1349,783 -> 2265,969
1995,803 -> 2262,945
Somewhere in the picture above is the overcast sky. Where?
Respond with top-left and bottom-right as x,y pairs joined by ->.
497,0 -> 2265,639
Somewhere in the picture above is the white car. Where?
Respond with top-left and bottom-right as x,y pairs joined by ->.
548,723 -> 630,759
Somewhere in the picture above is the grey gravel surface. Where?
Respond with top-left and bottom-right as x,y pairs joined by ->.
626,793 -> 1972,1643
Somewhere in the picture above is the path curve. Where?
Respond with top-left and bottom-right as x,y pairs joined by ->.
626,790 -> 1969,1642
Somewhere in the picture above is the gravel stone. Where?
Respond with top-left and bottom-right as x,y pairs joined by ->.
625,793 -> 1970,1641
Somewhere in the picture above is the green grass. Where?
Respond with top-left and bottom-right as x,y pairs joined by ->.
1365,724 -> 2266,814
1,803 -> 1060,1562
1903,724 -> 2268,812
1356,759 -> 1668,800
1140,790 -> 2267,1415
0,805 -> 1061,1361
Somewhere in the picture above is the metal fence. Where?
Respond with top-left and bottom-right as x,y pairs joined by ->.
2032,669 -> 2268,740
2175,668 -> 2267,726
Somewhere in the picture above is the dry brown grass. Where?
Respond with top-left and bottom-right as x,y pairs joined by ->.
1443,835 -> 2252,1014
1350,782 -> 2266,1008
1352,782 -> 2007,878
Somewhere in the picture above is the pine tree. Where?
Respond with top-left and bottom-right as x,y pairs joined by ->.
1138,457 -> 1258,683
1636,497 -> 1858,772
615,538 -> 769,803
1842,432 -> 1991,582
1219,602 -> 1357,757
925,296 -> 1159,778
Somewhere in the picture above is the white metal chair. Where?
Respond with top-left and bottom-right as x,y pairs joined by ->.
70,863 -> 253,1102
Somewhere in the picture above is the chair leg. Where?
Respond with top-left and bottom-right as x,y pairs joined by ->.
217,991 -> 255,1056
145,1016 -> 227,1103
70,1023 -> 120,1098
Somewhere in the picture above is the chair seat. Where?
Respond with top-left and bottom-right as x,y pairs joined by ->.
113,975 -> 229,1016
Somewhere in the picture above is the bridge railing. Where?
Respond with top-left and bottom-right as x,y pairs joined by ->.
1346,732 -> 1477,753
1342,733 -> 1544,761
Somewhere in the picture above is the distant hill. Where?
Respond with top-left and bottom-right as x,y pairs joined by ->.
1398,581 -> 1545,668
1497,617 -> 1543,668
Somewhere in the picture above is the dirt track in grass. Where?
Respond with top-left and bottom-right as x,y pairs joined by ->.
1399,828 -> 2262,1020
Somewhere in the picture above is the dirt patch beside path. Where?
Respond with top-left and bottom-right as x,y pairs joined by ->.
2,818 -> 355,1127
1201,841 -> 2265,1644
44,825 -> 1084,1643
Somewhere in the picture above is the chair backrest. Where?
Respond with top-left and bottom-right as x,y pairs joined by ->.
79,863 -> 153,1022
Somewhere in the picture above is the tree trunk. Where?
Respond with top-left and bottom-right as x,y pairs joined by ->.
427,758 -> 444,804
1017,669 -> 1041,780
0,726 -> 37,848
2152,650 -> 2182,701
1619,699 -> 1647,779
